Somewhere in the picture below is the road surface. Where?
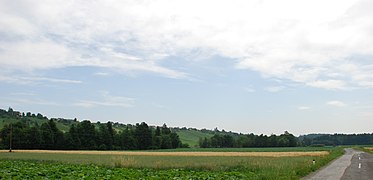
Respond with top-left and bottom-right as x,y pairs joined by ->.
341,149 -> 373,180
302,148 -> 373,180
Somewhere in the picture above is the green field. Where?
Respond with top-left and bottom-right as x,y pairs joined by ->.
355,145 -> 373,154
352,145 -> 373,154
0,160 -> 268,179
175,129 -> 214,147
0,147 -> 344,179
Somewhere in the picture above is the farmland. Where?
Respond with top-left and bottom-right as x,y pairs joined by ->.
364,147 -> 373,153
0,147 -> 343,179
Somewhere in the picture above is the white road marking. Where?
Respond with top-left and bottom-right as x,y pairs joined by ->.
359,156 -> 361,160
358,163 -> 361,169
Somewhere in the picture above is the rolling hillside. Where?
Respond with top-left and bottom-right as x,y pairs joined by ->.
0,108 -> 217,147
172,128 -> 214,147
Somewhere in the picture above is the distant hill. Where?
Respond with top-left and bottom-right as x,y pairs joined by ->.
0,112 -> 72,132
0,108 -> 220,147
171,128 -> 214,147
3,108 -> 372,147
299,133 -> 373,146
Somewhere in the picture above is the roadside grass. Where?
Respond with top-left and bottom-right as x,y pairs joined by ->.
363,147 -> 373,153
352,146 -> 373,154
0,147 -> 344,179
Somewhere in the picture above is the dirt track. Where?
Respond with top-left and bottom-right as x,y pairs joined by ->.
0,150 -> 329,157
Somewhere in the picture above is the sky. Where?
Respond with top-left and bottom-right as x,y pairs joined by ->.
0,0 -> 372,135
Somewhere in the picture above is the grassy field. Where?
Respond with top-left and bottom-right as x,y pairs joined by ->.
0,147 -> 343,179
352,146 -> 373,154
175,129 -> 214,147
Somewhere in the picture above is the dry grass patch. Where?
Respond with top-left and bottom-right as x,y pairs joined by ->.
1,150 -> 329,157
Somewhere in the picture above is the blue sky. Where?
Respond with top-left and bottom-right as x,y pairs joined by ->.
1,0 -> 372,135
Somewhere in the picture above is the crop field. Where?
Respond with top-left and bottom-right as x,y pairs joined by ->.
0,149 -> 329,157
0,147 -> 343,179
148,146 -> 335,152
364,147 -> 373,153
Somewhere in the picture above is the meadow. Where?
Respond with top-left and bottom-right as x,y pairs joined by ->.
0,147 -> 343,179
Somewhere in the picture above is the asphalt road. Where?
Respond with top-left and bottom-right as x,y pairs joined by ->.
302,148 -> 355,180
341,149 -> 373,180
302,148 -> 373,180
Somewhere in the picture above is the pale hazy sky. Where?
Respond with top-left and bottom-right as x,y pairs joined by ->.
1,0 -> 372,135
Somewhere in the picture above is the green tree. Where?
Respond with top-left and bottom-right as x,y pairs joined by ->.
66,124 -> 81,149
119,127 -> 136,150
76,120 -> 97,149
161,123 -> 171,135
106,122 -> 115,149
170,132 -> 181,148
134,122 -> 152,150
40,120 -> 64,149
24,126 -> 42,149
40,122 -> 54,149
161,134 -> 172,149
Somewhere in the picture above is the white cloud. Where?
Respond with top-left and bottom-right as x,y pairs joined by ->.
94,72 -> 110,76
1,0 -> 372,88
23,77 -> 82,84
298,106 -> 311,110
0,74 -> 82,84
74,92 -> 135,108
307,80 -> 346,90
265,86 -> 285,93
326,100 -> 347,107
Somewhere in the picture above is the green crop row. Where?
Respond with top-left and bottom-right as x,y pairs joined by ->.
0,160 -> 286,179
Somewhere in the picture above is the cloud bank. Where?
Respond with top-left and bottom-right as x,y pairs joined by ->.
1,0 -> 372,88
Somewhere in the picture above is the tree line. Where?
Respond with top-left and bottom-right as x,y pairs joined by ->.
199,131 -> 298,148
0,108 -> 182,150
300,133 -> 373,146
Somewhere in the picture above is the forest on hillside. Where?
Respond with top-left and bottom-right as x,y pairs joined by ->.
299,133 -> 373,146
1,108 -> 373,150
0,108 -> 182,150
199,132 -> 298,148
